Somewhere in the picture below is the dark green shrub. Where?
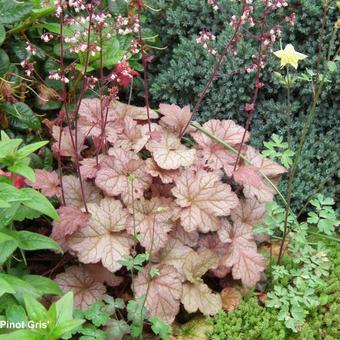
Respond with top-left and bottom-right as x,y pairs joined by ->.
146,0 -> 340,210
209,297 -> 287,340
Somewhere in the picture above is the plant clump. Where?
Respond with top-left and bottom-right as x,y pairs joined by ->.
32,99 -> 288,323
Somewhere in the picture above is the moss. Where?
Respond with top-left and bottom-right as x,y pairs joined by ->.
209,297 -> 287,340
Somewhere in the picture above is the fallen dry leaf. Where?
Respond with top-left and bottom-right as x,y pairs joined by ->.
221,287 -> 242,312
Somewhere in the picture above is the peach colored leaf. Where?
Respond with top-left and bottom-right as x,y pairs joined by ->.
78,98 -> 122,140
153,238 -> 193,281
195,147 -> 239,176
222,221 -> 265,287
95,149 -> 151,205
67,198 -> 133,272
126,197 -> 174,252
198,234 -> 231,278
111,101 -> 159,120
221,287 -> 242,312
183,249 -> 218,283
63,175 -> 102,209
231,199 -> 266,226
233,165 -> 262,188
243,146 -> 286,203
79,157 -> 101,179
191,120 -> 249,176
146,130 -> 196,170
146,158 -> 179,184
246,146 -> 287,177
84,263 -> 123,287
54,265 -> 106,311
26,169 -> 61,198
51,206 -> 90,239
52,126 -> 86,159
192,119 -> 249,147
159,104 -> 192,136
169,224 -> 199,247
115,117 -> 152,152
135,264 -> 182,324
181,282 -> 222,316
172,170 -> 239,232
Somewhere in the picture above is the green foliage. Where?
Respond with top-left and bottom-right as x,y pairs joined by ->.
149,316 -> 172,340
262,134 -> 295,168
307,194 -> 339,235
0,1 -> 33,25
61,295 -> 171,340
0,134 -> 62,338
146,0 -> 339,210
118,252 -> 150,272
254,198 -> 338,332
0,103 -> 41,130
61,296 -> 128,340
0,291 -> 84,340
209,297 -> 287,340
0,133 -> 61,264
0,131 -> 48,181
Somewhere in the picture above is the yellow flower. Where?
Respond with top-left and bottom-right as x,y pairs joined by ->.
273,44 -> 307,69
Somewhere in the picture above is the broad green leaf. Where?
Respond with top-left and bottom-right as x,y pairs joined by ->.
8,163 -> 35,182
0,139 -> 22,159
0,231 -> 16,243
21,188 -> 59,221
5,304 -> 28,324
13,206 -> 42,222
12,230 -> 63,253
42,23 -> 78,37
24,294 -> 48,323
0,130 -> 10,140
0,273 -> 40,302
0,277 -> 16,296
0,48 -> 9,75
31,5 -> 55,20
0,240 -> 18,264
0,199 -> 10,208
23,275 -> 62,296
49,319 -> 85,339
0,0 -> 33,25
0,103 -> 41,129
0,204 -> 21,229
16,141 -> 49,159
54,291 -> 74,325
0,25 -> 5,46
0,330 -> 44,340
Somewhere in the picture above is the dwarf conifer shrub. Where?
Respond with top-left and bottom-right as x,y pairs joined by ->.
146,0 -> 339,209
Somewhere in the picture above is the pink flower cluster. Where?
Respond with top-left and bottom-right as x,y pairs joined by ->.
109,61 -> 139,89
230,5 -> 254,30
207,0 -> 219,11
265,0 -> 288,10
114,15 -> 140,35
196,31 -> 217,56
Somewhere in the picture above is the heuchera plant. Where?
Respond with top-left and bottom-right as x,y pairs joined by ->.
31,99 -> 286,323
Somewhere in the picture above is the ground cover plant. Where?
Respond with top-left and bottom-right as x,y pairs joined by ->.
0,0 -> 339,339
